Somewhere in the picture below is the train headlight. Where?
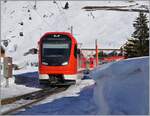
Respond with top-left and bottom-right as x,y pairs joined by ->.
42,62 -> 48,65
62,62 -> 68,65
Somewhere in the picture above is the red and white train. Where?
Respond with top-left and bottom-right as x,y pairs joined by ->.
38,32 -> 84,85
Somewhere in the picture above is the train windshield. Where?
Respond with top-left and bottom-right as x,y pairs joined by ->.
41,34 -> 71,66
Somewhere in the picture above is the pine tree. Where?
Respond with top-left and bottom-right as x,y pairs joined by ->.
124,12 -> 149,58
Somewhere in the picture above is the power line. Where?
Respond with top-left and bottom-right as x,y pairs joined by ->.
54,1 -> 71,32
27,1 -> 51,28
28,1 -> 71,33
58,0 -> 63,9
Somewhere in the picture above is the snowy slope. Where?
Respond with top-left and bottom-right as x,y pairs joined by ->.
91,56 -> 149,115
1,0 -> 149,65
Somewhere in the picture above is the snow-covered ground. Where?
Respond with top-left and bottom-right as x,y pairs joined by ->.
1,58 -> 149,114
92,56 -> 149,115
1,75 -> 40,99
1,60 -> 39,99
1,56 -> 147,115
13,79 -> 97,115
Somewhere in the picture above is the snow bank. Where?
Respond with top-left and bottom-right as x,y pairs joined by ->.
91,56 -> 149,115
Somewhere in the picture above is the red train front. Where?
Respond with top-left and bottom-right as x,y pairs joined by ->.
38,32 -> 78,85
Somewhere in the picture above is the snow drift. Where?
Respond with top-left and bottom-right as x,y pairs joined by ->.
91,56 -> 149,115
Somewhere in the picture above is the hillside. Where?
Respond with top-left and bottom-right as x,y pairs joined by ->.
1,0 -> 149,65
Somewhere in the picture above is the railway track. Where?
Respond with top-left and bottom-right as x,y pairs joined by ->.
1,86 -> 69,115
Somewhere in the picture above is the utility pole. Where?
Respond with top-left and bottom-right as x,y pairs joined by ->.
95,39 -> 99,66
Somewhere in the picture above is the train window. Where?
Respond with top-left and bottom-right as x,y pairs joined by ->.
43,43 -> 69,49
41,34 -> 72,66
74,44 -> 77,58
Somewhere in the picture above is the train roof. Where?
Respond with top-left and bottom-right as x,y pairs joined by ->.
39,32 -> 77,43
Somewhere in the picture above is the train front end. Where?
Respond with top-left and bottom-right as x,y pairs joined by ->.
38,32 -> 77,84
